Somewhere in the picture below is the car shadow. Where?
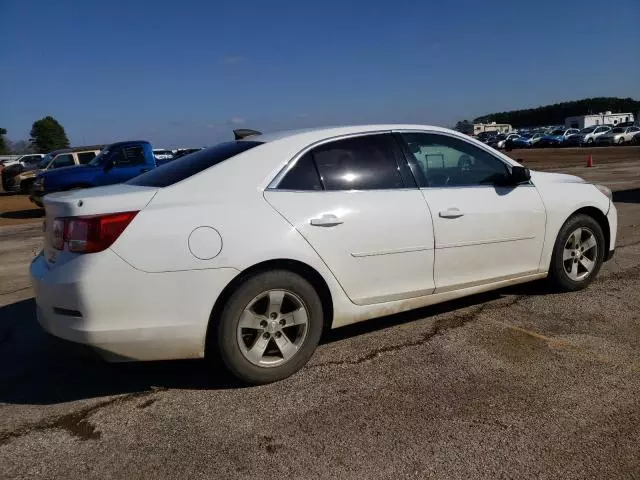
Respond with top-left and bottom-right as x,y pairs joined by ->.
0,209 -> 44,220
613,188 -> 640,204
0,298 -> 241,405
0,281 -> 549,405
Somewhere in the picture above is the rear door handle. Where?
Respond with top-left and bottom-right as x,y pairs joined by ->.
310,214 -> 343,227
140,168 -> 150,173
439,208 -> 464,219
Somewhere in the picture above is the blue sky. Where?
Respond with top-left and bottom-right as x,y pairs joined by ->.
1,0 -> 639,147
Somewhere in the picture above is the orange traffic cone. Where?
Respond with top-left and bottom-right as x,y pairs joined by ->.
586,154 -> 593,168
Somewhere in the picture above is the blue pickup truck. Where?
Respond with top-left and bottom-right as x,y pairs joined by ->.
30,140 -> 157,207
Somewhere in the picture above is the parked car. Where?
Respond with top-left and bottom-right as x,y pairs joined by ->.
595,126 -> 640,146
495,133 -> 520,149
486,133 -> 506,148
565,126 -> 612,147
30,141 -> 157,207
30,124 -> 617,385
506,133 -> 545,149
172,148 -> 203,160
537,128 -> 581,147
0,153 -> 44,170
475,132 -> 495,143
153,149 -> 175,164
0,154 -> 45,191
5,146 -> 103,194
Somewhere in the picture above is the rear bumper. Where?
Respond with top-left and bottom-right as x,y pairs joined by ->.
30,250 -> 240,361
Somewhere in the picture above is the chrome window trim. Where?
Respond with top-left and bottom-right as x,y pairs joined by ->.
267,130 -> 405,191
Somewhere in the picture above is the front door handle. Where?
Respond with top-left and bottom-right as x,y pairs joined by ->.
140,168 -> 150,173
310,214 -> 343,227
439,208 -> 464,219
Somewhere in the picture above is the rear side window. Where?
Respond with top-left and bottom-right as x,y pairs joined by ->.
77,152 -> 96,164
128,141 -> 262,188
276,134 -> 407,191
277,153 -> 323,191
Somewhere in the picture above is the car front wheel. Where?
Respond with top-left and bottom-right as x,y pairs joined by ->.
548,214 -> 605,292
215,270 -> 324,384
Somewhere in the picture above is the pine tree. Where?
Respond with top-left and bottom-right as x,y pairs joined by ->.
29,116 -> 70,153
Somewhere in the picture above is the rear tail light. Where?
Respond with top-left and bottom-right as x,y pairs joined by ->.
52,211 -> 138,253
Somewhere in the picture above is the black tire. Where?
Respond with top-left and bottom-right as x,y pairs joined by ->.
548,214 -> 605,292
214,270 -> 323,385
618,137 -> 625,145
20,179 -> 34,194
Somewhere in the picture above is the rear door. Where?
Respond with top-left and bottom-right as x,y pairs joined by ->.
265,133 -> 436,306
397,131 -> 546,292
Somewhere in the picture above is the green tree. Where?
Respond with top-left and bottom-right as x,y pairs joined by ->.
0,128 -> 9,155
454,119 -> 474,135
473,97 -> 640,128
29,116 -> 70,153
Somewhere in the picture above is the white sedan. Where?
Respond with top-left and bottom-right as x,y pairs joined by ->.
30,125 -> 617,384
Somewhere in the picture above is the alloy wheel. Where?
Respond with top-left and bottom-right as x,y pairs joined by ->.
236,289 -> 309,367
563,227 -> 598,281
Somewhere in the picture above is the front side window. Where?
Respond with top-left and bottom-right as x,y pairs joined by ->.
401,132 -> 510,188
310,135 -> 405,191
51,154 -> 75,168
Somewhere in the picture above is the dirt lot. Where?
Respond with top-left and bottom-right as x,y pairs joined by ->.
1,147 -> 639,479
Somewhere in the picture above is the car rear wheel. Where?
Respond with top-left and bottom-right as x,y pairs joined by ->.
548,214 -> 605,292
215,270 -> 323,384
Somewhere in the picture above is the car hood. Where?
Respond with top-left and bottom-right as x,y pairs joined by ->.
37,164 -> 99,179
529,170 -> 585,185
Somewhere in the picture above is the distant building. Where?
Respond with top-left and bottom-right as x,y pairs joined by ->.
565,111 -> 634,129
473,122 -> 513,135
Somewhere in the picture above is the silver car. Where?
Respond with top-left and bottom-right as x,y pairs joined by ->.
596,126 -> 640,145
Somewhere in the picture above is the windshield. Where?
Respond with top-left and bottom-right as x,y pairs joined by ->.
580,127 -> 595,134
128,141 -> 262,188
37,155 -> 53,169
88,148 -> 110,166
551,129 -> 565,135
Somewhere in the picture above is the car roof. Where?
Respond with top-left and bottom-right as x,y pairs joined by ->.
48,145 -> 105,155
242,124 -> 461,145
106,140 -> 150,148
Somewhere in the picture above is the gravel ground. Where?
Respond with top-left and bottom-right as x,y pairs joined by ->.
0,148 -> 639,479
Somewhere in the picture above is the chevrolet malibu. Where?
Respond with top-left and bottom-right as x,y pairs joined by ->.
30,125 -> 617,384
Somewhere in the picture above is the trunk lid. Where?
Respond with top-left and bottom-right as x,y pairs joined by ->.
42,184 -> 158,268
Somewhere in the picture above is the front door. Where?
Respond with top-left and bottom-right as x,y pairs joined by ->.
265,133 -> 436,305
397,131 -> 546,292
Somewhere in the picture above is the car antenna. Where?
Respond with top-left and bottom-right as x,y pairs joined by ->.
233,129 -> 262,140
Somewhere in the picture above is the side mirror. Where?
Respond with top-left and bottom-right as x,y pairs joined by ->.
510,165 -> 531,184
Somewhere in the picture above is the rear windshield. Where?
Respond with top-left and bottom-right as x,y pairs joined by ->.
127,141 -> 263,187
